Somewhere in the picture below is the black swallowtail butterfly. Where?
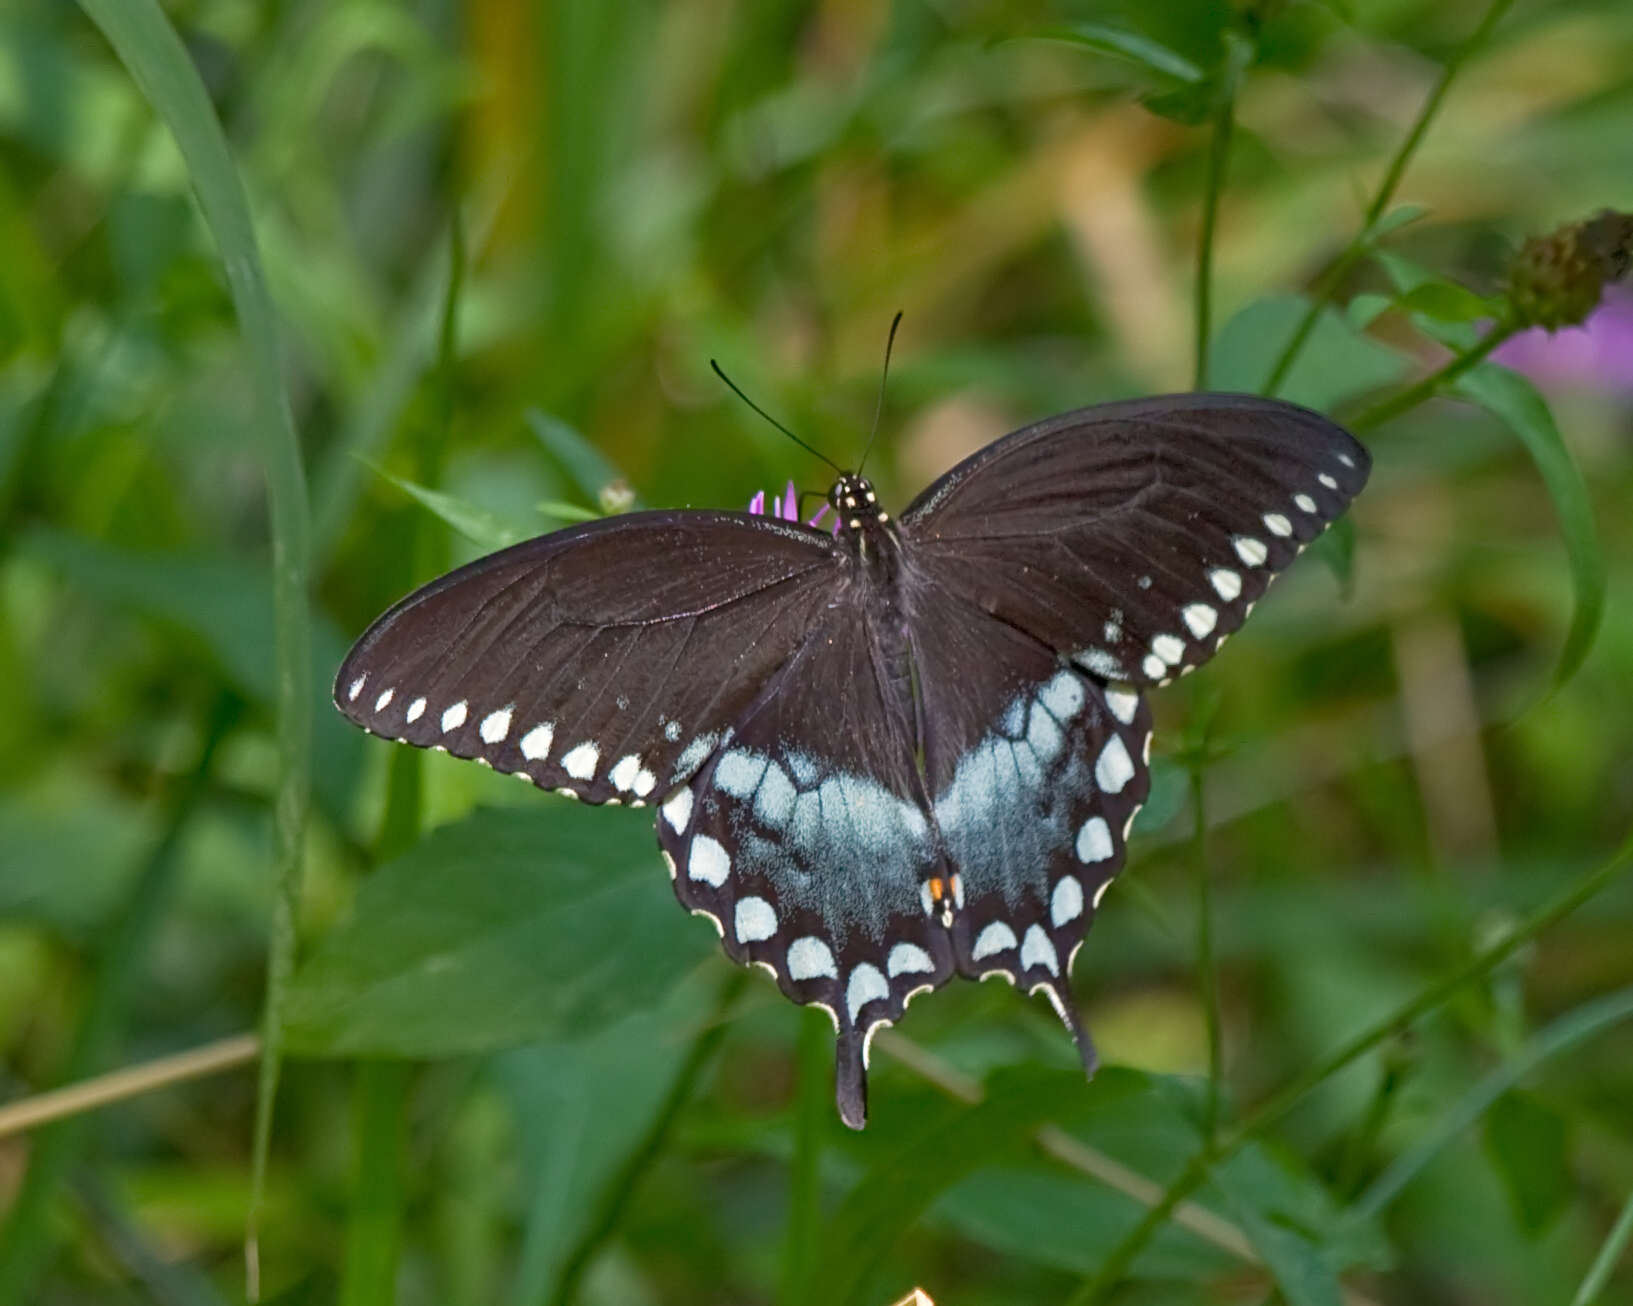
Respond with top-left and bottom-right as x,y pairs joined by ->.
334,393 -> 1368,1128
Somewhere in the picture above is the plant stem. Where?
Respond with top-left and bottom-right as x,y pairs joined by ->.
548,970 -> 747,1306
1190,767 -> 1223,1140
1573,1186 -> 1633,1306
1350,324 -> 1514,432
1261,0 -> 1515,396
1194,63 -> 1239,390
1066,824 -> 1633,1305
340,1062 -> 410,1306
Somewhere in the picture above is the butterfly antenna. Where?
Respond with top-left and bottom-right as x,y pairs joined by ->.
711,360 -> 843,474
856,310 -> 903,475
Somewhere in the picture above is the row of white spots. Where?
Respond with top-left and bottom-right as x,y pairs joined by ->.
609,753 -> 658,797
971,920 -> 1060,976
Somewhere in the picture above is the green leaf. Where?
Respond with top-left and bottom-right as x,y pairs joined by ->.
1034,23 -> 1205,82
363,460 -> 529,550
1454,364 -> 1605,691
1309,515 -> 1356,595
805,1067 -> 1119,1306
526,409 -> 637,508
1345,293 -> 1394,331
283,806 -> 712,1056
1484,1090 -> 1572,1236
1216,1164 -> 1344,1306
496,981 -> 710,1302
1366,203 -> 1429,242
1394,281 -> 1504,324
1132,757 -> 1188,836
1213,294 -> 1409,411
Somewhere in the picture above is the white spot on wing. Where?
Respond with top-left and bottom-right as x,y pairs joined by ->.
734,896 -> 776,943
347,674 -> 367,702
1096,736 -> 1134,794
1337,452 -> 1356,468
1076,816 -> 1113,863
1104,683 -> 1139,724
633,768 -> 656,797
562,742 -> 599,780
479,707 -> 512,744
1052,875 -> 1084,925
520,722 -> 554,761
441,701 -> 468,732
1263,512 -> 1293,537
1293,493 -> 1318,514
887,942 -> 935,977
1152,634 -> 1185,666
664,719 -> 682,742
972,921 -> 1018,961
1141,654 -> 1166,681
1074,648 -> 1125,679
689,834 -> 730,887
1038,670 -> 1085,721
374,688 -> 394,712
661,787 -> 693,833
1209,568 -> 1242,601
1234,536 -> 1268,567
610,754 -> 642,792
846,964 -> 889,1021
1021,924 -> 1059,975
1182,603 -> 1217,638
1319,472 -> 1339,489
406,697 -> 426,723
787,936 -> 837,981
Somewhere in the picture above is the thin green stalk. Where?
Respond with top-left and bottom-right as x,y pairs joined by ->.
1573,1186 -> 1633,1306
1066,825 -> 1633,1305
72,5 -> 314,1298
340,1062 -> 409,1306
548,970 -> 748,1306
1349,324 -> 1514,432
0,697 -> 237,1303
1261,0 -> 1515,396
1193,61 -> 1238,390
1351,986 -> 1633,1221
781,1008 -> 831,1305
1190,767 -> 1222,1140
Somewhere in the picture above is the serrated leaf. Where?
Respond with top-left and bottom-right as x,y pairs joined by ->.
364,461 -> 529,550
283,805 -> 712,1056
1483,1090 -> 1571,1236
1454,364 -> 1605,691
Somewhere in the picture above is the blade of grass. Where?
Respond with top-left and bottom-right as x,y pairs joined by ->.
1573,1187 -> 1633,1306
71,5 -> 314,1297
1190,764 -> 1222,1139
1260,0 -> 1515,395
1349,986 -> 1633,1222
0,696 -> 237,1302
1066,825 -> 1633,1304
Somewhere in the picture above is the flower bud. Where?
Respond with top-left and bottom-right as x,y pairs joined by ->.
1507,210 -> 1633,331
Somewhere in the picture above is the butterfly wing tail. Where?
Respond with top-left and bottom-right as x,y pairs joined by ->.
834,1025 -> 870,1130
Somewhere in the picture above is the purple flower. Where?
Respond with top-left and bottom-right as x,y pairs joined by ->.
748,480 -> 839,534
1492,285 -> 1633,396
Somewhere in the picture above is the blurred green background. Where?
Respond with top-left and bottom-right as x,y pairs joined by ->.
2,1 -> 1632,1303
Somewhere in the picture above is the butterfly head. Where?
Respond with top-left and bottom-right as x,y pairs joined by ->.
829,473 -> 889,533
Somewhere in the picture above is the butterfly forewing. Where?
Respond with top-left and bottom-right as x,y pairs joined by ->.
656,580 -> 953,1129
902,395 -> 1369,688
333,512 -> 842,803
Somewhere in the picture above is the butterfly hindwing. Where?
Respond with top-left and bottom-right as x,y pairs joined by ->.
902,394 -> 1369,687
656,590 -> 953,1128
333,512 -> 841,803
904,576 -> 1152,1066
